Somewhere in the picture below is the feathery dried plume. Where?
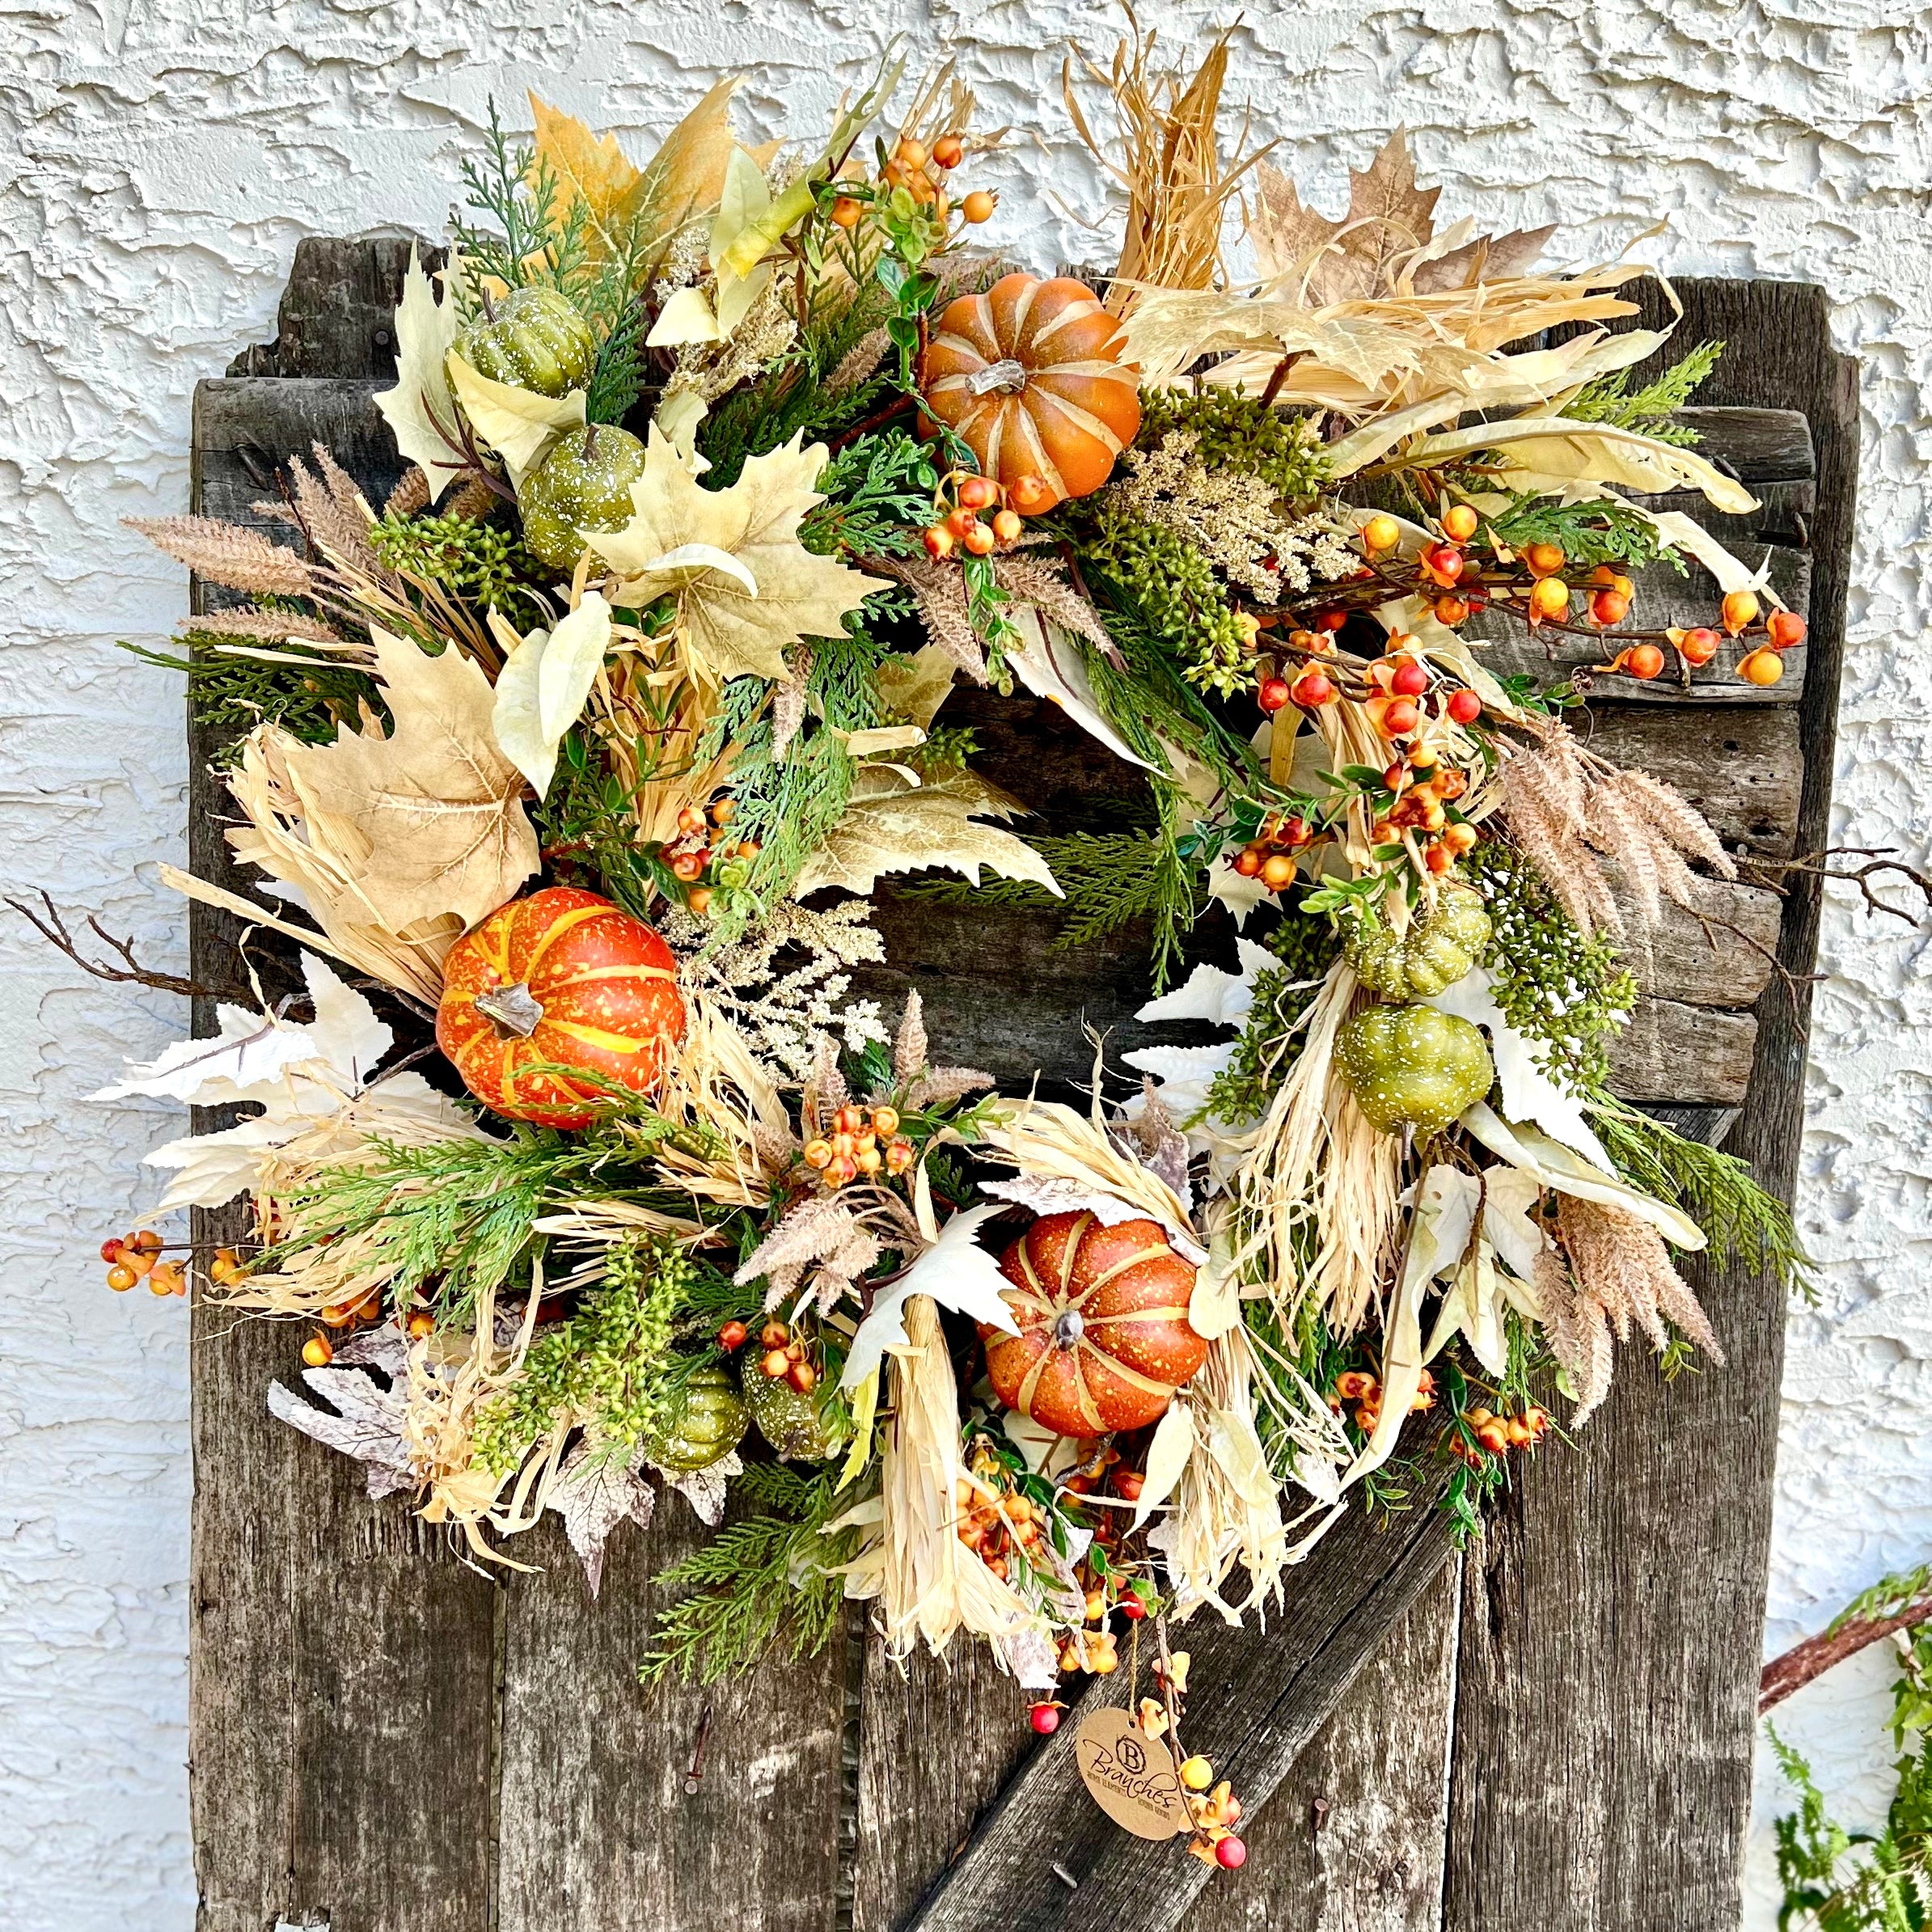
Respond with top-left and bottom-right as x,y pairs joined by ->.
1609,767 -> 1738,880
129,516 -> 316,599
893,991 -> 930,1086
288,442 -> 384,580
180,607 -> 345,645
825,328 -> 891,400
385,466 -> 431,518
865,556 -> 987,683
988,556 -> 1118,658
1544,1195 -> 1723,1424
771,648 -> 811,763
446,476 -> 501,522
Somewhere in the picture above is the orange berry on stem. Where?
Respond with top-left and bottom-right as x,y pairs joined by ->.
962,189 -> 996,223
1232,846 -> 1263,878
1524,541 -> 1566,576
1260,852 -> 1297,891
788,1359 -> 818,1394
762,1347 -> 791,1380
1313,607 -> 1347,632
1738,646 -> 1785,687
302,1335 -> 333,1368
670,850 -> 705,881
677,804 -> 706,835
1722,588 -> 1761,634
687,886 -> 713,915
958,475 -> 998,510
1256,675 -> 1291,713
1389,658 -> 1429,698
991,508 -> 1022,545
922,523 -> 954,559
1622,642 -> 1666,680
1529,576 -> 1571,621
1010,473 -> 1053,514
1381,697 -> 1420,737
1290,669 -> 1336,708
1426,543 -> 1464,583
1447,688 -> 1482,725
1362,513 -> 1401,553
895,137 -> 928,170
945,505 -> 979,541
1591,589 -> 1630,627
1435,594 -> 1469,625
932,134 -> 964,169
407,1309 -> 435,1338
830,195 -> 863,229
1767,608 -> 1807,650
718,1320 -> 749,1351
100,1237 -> 125,1263
1444,821 -> 1478,854
962,520 -> 996,556
1424,842 -> 1453,874
1442,503 -> 1478,542
106,1263 -> 137,1292
1678,626 -> 1721,667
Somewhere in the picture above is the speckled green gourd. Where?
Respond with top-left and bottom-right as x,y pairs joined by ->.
1336,1004 -> 1494,1136
451,285 -> 595,397
640,1364 -> 749,1474
1346,882 -> 1494,999
742,1366 -> 835,1462
517,424 -> 648,574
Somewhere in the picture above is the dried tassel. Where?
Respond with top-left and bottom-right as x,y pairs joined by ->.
129,515 -> 316,598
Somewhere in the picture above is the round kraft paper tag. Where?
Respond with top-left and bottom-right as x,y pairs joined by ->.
1073,1706 -> 1190,1840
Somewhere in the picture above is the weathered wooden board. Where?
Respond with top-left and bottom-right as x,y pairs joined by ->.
180,255 -> 1845,1932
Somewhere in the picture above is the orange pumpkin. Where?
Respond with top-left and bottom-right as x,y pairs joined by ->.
436,887 -> 684,1130
981,1211 -> 1207,1438
920,274 -> 1141,510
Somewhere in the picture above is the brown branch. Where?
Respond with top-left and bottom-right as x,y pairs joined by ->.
1740,847 -> 1932,928
1761,1596 -> 1932,1714
8,890 -> 246,1004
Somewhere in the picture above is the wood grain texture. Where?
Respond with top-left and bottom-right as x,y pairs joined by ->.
228,236 -> 440,378
1583,703 -> 1803,857
1177,1558 -> 1462,1932
189,377 -> 497,1932
1440,275 -> 1854,1932
495,1498 -> 850,1932
903,1476 -> 1459,1932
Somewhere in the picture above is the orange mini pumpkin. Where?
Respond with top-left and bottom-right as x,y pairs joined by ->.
920,273 -> 1141,510
981,1211 -> 1207,1438
436,887 -> 684,1131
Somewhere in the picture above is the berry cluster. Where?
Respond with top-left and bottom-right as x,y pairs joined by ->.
665,796 -> 755,916
1449,1401 -> 1550,1464
829,132 -> 996,236
802,1101 -> 915,1187
1332,1367 -> 1435,1433
100,1228 -> 190,1298
723,1316 -> 820,1397
922,471 -> 1034,560
953,1471 -> 1047,1587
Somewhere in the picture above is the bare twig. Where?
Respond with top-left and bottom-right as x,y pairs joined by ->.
1761,1593 -> 1932,1714
1741,847 -> 1932,928
8,890 -> 245,1004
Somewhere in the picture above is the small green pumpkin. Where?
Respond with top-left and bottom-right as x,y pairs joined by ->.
518,424 -> 648,574
450,285 -> 595,398
1346,882 -> 1493,999
743,1364 -> 835,1462
1336,1004 -> 1494,1136
640,1363 -> 749,1474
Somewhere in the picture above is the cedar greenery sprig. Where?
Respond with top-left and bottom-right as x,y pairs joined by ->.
1563,340 -> 1724,446
639,1465 -> 858,1684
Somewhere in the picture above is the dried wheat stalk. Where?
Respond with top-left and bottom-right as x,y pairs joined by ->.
128,515 -> 316,598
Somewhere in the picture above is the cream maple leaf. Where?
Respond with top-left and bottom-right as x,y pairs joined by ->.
280,627 -> 539,932
590,426 -> 887,687
791,767 -> 1063,900
373,247 -> 461,503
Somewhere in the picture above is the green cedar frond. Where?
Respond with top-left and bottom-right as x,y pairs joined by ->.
1482,494 -> 1687,574
121,636 -> 375,758
1564,340 -> 1724,446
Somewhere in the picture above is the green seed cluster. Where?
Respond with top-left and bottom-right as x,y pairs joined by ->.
1082,498 -> 1252,696
1468,843 -> 1636,1093
1137,389 -> 1330,503
370,509 -> 545,615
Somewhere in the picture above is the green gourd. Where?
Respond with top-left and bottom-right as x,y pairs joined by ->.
1346,882 -> 1493,999
640,1364 -> 749,1474
518,424 -> 648,574
1336,1004 -> 1494,1136
743,1364 -> 835,1462
450,285 -> 595,397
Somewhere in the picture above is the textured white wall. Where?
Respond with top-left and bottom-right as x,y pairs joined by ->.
2,2 -> 1923,1926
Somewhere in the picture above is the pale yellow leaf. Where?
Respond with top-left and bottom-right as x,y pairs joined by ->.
793,771 -> 1062,899
282,628 -> 539,932
445,353 -> 586,489
374,247 -> 461,503
875,644 -> 958,732
647,284 -> 725,347
536,590 -> 613,744
653,389 -> 709,469
490,620 -> 556,797
590,426 -> 886,687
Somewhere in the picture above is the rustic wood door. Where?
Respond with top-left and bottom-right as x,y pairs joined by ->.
184,247 -> 1854,1932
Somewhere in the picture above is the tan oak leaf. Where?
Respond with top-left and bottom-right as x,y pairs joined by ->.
374,247 -> 462,503
590,426 -> 887,686
792,767 -> 1063,899
281,627 -> 539,932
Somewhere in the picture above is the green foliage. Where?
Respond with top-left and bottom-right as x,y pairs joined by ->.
122,634 -> 374,757
800,429 -> 940,559
1078,497 -> 1252,696
640,1465 -> 858,1683
536,726 -> 683,921
1467,841 -> 1638,1093
1773,1722 -> 1932,1930
1201,914 -> 1342,1125
1482,494 -> 1687,574
472,1238 -> 712,1472
370,509 -> 548,620
1137,390 -> 1330,501
1565,340 -> 1724,446
1592,1104 -> 1812,1292
586,298 -> 649,425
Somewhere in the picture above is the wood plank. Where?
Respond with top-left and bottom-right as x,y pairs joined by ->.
1609,873 -> 1784,1009
853,1634 -> 1035,1932
1467,541 -> 1808,703
189,379 -> 497,1932
1603,996 -> 1757,1105
1583,703 -> 1802,858
1177,1558 -> 1462,1932
229,235 -> 439,379
494,1500 -> 852,1932
1440,273 -> 1856,1930
195,377 -> 408,533
1669,405 -> 1815,482
903,1476 -> 1459,1932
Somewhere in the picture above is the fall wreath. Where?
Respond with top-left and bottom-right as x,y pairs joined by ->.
71,25 -> 1809,1871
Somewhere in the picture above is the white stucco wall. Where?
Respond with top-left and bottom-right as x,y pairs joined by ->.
2,3 -> 1923,1925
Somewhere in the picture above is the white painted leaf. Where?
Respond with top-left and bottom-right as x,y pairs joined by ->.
444,353 -> 586,488
839,1207 -> 1017,1393
373,246 -> 461,503
647,283 -> 725,346
1135,938 -> 1277,1029
268,1363 -> 414,1499
661,1448 -> 742,1527
548,1439 -> 655,1598
491,622 -> 556,797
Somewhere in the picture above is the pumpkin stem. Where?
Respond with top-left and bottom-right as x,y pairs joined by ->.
480,285 -> 496,323
475,981 -> 543,1038
583,423 -> 598,460
964,357 -> 1029,397
1052,1308 -> 1086,1351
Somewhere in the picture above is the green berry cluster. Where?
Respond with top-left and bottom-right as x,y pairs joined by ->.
370,509 -> 545,617
1082,499 -> 1252,696
1136,389 -> 1329,503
